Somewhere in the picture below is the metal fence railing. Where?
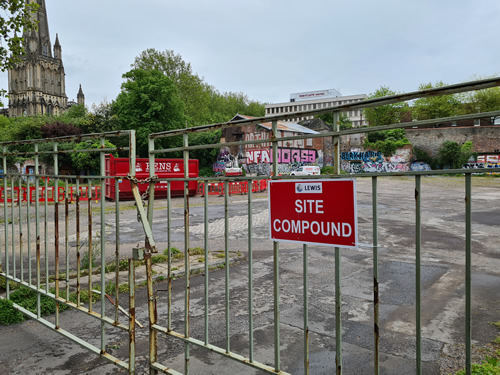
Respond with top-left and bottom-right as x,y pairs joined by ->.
1,77 -> 499,374
142,77 -> 500,375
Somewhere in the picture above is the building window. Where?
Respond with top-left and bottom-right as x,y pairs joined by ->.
306,138 -> 313,146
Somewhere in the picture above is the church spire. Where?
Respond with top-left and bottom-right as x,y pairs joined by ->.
54,33 -> 62,60
77,84 -> 85,106
24,0 -> 52,57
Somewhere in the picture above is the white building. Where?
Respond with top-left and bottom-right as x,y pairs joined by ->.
265,89 -> 368,127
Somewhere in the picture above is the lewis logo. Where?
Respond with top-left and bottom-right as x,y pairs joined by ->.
295,182 -> 322,193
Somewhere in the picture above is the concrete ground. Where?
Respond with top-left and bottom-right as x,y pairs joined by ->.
0,175 -> 499,374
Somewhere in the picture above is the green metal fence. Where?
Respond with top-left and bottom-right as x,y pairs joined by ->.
143,76 -> 500,375
1,77 -> 499,374
0,130 -> 144,373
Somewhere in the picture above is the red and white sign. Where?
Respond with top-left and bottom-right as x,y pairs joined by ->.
268,179 -> 357,248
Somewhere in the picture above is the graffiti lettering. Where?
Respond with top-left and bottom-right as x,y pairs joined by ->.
341,151 -> 383,163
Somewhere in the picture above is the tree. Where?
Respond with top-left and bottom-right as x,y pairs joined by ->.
132,48 -> 211,126
0,1 -> 39,72
41,121 -> 81,138
132,49 -> 266,126
112,68 -> 186,156
71,139 -> 117,174
315,112 -> 352,130
412,81 -> 462,120
363,86 -> 407,126
460,87 -> 500,118
363,128 -> 411,156
437,140 -> 475,169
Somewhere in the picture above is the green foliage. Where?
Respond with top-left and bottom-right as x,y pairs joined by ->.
132,49 -> 265,127
0,299 -> 25,325
80,101 -> 119,134
112,68 -> 186,157
0,1 -> 39,73
151,254 -> 168,264
413,147 -> 439,170
189,247 -> 205,256
199,166 -> 216,177
9,286 -> 69,317
321,166 -> 336,175
71,139 -> 117,174
363,129 -> 411,156
132,48 -> 212,126
412,81 -> 463,120
363,86 -> 408,126
163,247 -> 181,256
188,130 -> 221,169
80,242 -> 100,270
438,140 -> 475,169
315,112 -> 353,130
455,357 -> 500,375
0,276 -> 19,291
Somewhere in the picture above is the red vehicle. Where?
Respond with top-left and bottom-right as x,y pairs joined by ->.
105,154 -> 199,200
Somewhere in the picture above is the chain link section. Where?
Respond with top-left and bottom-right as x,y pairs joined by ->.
126,174 -> 159,221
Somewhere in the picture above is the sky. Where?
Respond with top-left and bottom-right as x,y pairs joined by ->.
2,0 -> 499,110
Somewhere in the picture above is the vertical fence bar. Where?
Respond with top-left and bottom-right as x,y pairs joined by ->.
303,244 -> 309,375
44,176 -> 49,292
76,178 -> 81,307
271,119 -> 281,372
1,147 -> 5,283
11,177 -> 15,281
415,175 -> 422,375
100,137 -> 107,352
183,132 -> 191,375
115,178 -> 120,324
88,178 -> 93,313
34,144 -> 41,317
129,258 -> 136,374
372,176 -> 379,375
65,179 -> 69,300
18,177 -> 23,283
146,137 -> 158,375
204,179 -> 209,346
224,180 -> 230,353
465,173 -> 472,375
146,253 -> 157,375
147,137 -> 156,241
167,182 -> 172,332
26,177 -> 31,285
248,181 -> 254,363
53,142 -> 60,329
333,112 -> 343,375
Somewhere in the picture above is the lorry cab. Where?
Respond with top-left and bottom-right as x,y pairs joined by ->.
290,166 -> 321,176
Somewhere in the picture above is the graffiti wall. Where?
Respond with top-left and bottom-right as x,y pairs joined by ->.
245,148 -> 317,164
342,147 -> 413,174
463,162 -> 500,170
341,150 -> 383,163
349,161 -> 410,173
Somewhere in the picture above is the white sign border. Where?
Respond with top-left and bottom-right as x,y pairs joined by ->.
268,178 -> 358,249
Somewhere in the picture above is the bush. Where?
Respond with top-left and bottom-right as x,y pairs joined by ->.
151,254 -> 168,264
0,299 -> 25,325
9,286 -> 70,317
321,166 -> 336,175
189,247 -> 205,256
163,247 -> 181,256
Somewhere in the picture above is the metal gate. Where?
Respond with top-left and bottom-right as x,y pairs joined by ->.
1,77 -> 500,374
0,130 -> 157,372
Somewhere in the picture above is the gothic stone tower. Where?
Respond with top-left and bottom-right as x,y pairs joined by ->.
8,0 -> 68,117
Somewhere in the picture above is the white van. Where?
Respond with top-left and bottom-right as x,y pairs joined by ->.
290,166 -> 321,176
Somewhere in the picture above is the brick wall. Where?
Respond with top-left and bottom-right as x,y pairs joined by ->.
405,126 -> 500,157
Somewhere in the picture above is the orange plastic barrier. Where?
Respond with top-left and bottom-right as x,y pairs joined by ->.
197,180 -> 268,196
